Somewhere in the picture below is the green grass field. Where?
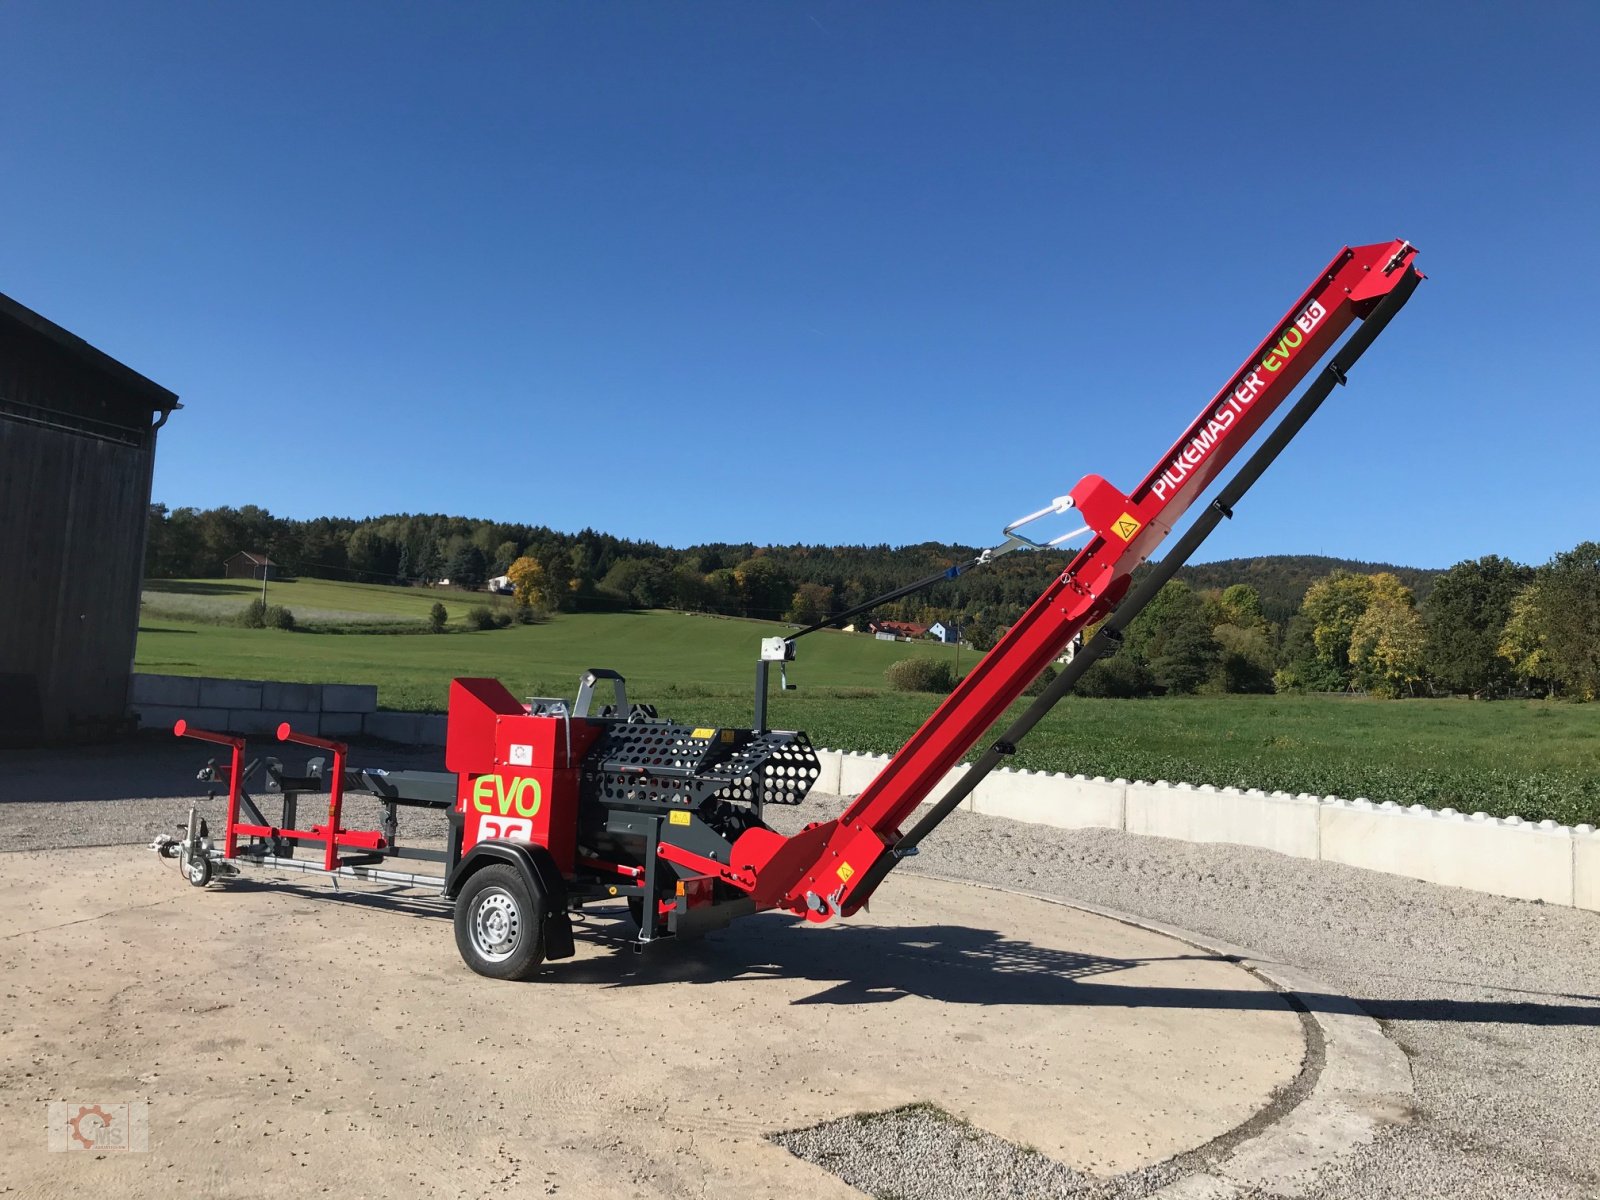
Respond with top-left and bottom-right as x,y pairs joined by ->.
136,578 -> 1600,824
142,577 -> 520,626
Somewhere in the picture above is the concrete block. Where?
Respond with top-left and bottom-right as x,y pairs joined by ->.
198,678 -> 264,710
811,749 -> 843,796
1573,833 -> 1600,912
972,771 -> 1125,830
917,762 -> 972,810
321,684 -> 378,714
364,712 -> 421,744
1125,782 -> 1320,859
416,715 -> 448,746
130,673 -> 201,708
228,709 -> 306,738
134,703 -> 228,732
262,681 -> 320,713
839,752 -> 891,797
317,713 -> 364,739
1319,803 -> 1575,906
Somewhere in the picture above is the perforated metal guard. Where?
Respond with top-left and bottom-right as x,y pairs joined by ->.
586,723 -> 820,808
704,731 -> 820,807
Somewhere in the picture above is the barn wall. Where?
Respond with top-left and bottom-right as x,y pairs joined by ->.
0,312 -> 166,741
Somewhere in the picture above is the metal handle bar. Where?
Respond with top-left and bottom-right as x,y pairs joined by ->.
275,723 -> 349,754
173,719 -> 244,749
986,494 -> 1092,558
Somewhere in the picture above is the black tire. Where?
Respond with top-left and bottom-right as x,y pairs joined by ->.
185,854 -> 212,888
453,863 -> 546,980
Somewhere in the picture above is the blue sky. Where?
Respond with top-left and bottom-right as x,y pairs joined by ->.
2,2 -> 1595,568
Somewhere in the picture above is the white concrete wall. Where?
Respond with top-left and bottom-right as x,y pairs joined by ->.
813,747 -> 1600,915
130,673 -> 419,744
128,687 -> 1600,913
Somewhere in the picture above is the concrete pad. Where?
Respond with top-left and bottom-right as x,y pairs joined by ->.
973,772 -> 1126,830
0,848 -> 1303,1198
1127,783 -> 1320,860
1319,802 -> 1575,906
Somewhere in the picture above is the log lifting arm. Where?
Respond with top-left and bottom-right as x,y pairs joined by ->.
727,238 -> 1423,920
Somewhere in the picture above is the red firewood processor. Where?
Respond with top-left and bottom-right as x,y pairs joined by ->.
154,241 -> 1423,980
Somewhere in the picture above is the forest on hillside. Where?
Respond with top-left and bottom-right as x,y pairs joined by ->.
143,504 -> 1598,700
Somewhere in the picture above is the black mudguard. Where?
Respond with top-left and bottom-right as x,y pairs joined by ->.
445,840 -> 575,960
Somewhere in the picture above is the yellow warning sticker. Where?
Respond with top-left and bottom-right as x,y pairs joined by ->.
720,729 -> 735,743
1111,512 -> 1142,541
669,810 -> 691,826
691,727 -> 717,740
836,862 -> 855,883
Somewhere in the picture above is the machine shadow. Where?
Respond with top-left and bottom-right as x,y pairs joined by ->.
553,911 -> 1600,1027
194,880 -> 1600,1028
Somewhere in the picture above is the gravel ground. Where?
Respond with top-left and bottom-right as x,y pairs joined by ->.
775,1104 -> 1095,1199
762,794 -> 1600,1200
3,739 -> 1598,1198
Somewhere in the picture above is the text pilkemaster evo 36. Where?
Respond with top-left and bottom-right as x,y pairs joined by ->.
154,240 -> 1423,980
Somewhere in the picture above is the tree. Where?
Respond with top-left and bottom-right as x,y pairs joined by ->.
1500,542 -> 1600,699
785,582 -> 834,626
1274,613 -> 1345,692
704,568 -> 740,615
733,556 -> 791,620
446,543 -> 488,591
1218,583 -> 1267,630
414,538 -> 442,584
1299,571 -> 1379,686
347,526 -> 401,582
491,540 -> 521,577
1422,555 -> 1532,696
1348,574 -> 1427,697
1213,623 -> 1275,693
1125,581 -> 1218,695
668,564 -> 710,611
428,602 -> 448,633
506,556 -> 549,611
1497,587 -> 1552,693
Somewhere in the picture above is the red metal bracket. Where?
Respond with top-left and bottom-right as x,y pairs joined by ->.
173,720 -> 247,857
276,723 -> 352,871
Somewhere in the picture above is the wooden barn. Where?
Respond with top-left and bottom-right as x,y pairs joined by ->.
224,551 -> 279,581
0,290 -> 179,743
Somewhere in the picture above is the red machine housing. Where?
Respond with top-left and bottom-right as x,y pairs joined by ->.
446,678 -> 601,875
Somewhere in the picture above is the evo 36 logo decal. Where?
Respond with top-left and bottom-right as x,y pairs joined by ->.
471,774 -> 543,818
1151,299 -> 1327,501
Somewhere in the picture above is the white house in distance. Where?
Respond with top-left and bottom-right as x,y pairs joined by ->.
487,575 -> 514,595
928,621 -> 961,644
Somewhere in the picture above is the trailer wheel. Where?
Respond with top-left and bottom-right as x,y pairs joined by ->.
185,855 -> 212,888
454,864 -> 545,980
